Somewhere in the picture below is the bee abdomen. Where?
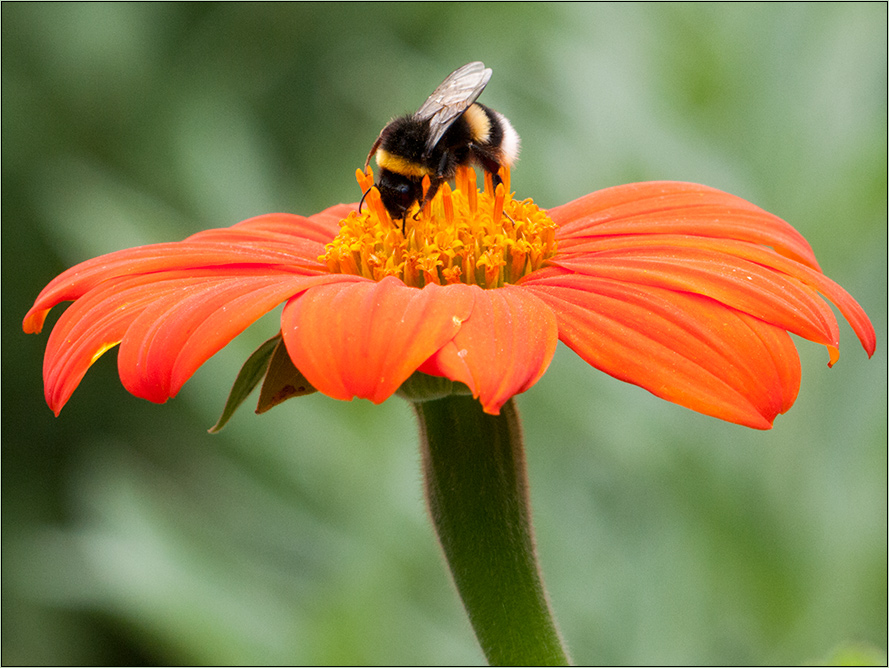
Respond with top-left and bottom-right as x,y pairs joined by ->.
474,104 -> 521,166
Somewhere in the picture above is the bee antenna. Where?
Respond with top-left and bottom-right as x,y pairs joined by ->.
358,186 -> 373,214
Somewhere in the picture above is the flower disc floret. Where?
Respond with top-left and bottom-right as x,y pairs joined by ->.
322,167 -> 558,289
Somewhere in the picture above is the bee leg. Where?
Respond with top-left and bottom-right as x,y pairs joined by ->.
472,152 -> 515,223
414,150 -> 454,216
474,152 -> 504,189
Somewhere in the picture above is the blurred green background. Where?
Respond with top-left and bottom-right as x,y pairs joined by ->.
3,3 -> 886,665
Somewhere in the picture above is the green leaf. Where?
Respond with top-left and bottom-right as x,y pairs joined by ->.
208,334 -> 281,433
256,338 -> 317,414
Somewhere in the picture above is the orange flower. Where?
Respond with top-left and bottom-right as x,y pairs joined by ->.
23,168 -> 875,429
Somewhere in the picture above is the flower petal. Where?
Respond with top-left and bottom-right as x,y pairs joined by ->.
555,233 -> 875,361
734,311 -> 801,415
42,269 -> 352,415
42,275 -> 183,415
118,272 -> 358,403
522,273 -> 803,429
281,277 -> 475,405
308,203 -> 359,234
546,246 -> 842,353
419,285 -> 558,414
192,209 -> 343,245
550,181 -> 820,268
23,213 -> 331,334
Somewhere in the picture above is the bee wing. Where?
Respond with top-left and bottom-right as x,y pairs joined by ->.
415,61 -> 492,154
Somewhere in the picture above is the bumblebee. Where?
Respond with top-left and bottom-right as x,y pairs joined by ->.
364,61 -> 520,224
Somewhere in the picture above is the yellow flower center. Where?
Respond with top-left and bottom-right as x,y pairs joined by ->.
321,166 -> 558,289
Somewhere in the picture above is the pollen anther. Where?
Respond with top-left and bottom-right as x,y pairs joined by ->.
321,165 -> 558,289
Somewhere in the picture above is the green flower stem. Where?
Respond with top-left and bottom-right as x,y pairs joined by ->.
413,395 -> 571,666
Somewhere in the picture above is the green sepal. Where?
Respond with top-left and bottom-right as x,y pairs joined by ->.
396,370 -> 472,404
256,337 -> 317,413
208,334 -> 281,433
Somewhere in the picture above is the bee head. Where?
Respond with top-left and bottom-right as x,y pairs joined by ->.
377,168 -> 423,220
